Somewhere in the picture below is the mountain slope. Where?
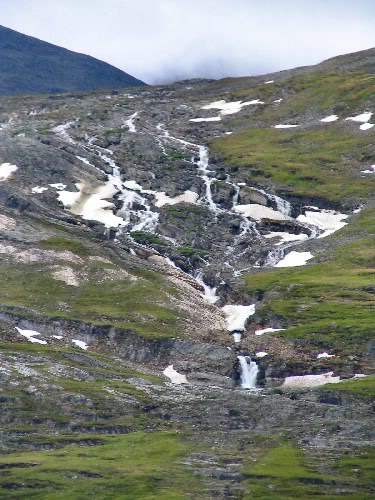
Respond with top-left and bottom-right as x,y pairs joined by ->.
0,47 -> 374,498
0,25 -> 145,95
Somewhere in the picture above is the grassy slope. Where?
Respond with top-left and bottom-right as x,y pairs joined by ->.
243,441 -> 375,499
240,209 -> 375,355
0,432 -> 202,499
211,72 -> 375,204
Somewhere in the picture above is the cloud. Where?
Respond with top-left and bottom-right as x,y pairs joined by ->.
1,0 -> 374,83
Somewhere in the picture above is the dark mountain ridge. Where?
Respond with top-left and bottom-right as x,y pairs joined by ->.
0,24 -> 145,95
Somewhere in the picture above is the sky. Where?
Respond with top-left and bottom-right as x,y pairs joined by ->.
1,0 -> 374,84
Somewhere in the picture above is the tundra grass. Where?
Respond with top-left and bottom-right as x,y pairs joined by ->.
243,441 -> 375,499
212,127 -> 373,204
0,263 -> 178,339
0,432 -> 203,499
322,375 -> 375,399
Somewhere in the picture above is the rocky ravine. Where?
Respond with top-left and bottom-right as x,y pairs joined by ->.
0,49 -> 374,498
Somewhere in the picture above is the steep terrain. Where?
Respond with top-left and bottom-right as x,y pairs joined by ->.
0,48 -> 374,498
0,25 -> 145,95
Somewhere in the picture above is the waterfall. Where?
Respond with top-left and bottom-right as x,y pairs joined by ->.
197,146 -> 218,212
264,247 -> 285,267
238,356 -> 259,389
195,271 -> 219,304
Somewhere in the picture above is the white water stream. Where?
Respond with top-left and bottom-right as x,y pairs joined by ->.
238,356 -> 259,389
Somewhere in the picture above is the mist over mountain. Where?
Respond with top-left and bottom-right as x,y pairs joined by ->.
0,24 -> 145,95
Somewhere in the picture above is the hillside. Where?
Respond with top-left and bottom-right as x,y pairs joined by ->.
0,47 -> 374,498
0,25 -> 145,95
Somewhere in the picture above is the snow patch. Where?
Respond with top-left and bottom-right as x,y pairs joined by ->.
72,339 -> 89,350
235,204 -> 290,222
50,183 -> 67,190
282,372 -> 340,388
274,124 -> 299,129
154,190 -> 199,208
190,116 -> 222,122
32,186 -> 48,194
0,163 -> 18,181
264,231 -> 309,245
321,115 -> 339,122
201,99 -> 264,116
317,352 -> 335,359
297,210 -> 348,238
256,352 -> 268,358
264,80 -> 274,84
360,122 -> 374,131
361,165 -> 375,174
345,111 -> 372,123
255,327 -> 285,336
275,251 -> 313,267
163,365 -> 188,384
15,327 -> 47,345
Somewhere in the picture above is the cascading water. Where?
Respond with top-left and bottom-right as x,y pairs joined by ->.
197,146 -> 218,212
195,271 -> 219,304
238,356 -> 259,389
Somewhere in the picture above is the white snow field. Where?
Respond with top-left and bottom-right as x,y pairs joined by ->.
163,365 -> 188,384
0,163 -> 18,181
274,251 -> 314,268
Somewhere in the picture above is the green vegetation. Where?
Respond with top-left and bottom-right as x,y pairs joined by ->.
176,246 -> 208,258
0,432 -> 202,499
212,127 -> 373,203
39,237 -> 91,256
130,231 -> 166,246
212,72 -> 375,204
323,375 -> 375,399
241,209 -> 375,354
243,441 -> 375,499
0,262 -> 179,339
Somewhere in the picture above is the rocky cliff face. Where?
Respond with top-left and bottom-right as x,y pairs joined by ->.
0,48 -> 374,497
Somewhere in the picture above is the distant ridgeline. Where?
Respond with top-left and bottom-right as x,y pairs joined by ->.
0,24 -> 145,95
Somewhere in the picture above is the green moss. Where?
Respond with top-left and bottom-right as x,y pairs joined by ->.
130,231 -> 166,246
0,432 -> 203,499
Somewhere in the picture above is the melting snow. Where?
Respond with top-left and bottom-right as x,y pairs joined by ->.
274,124 -> 299,129
32,186 -> 48,194
154,190 -> 199,208
282,372 -> 340,388
255,327 -> 285,336
201,99 -> 264,116
15,327 -> 47,345
222,304 -> 256,332
49,183 -> 66,190
190,116 -> 222,122
321,115 -> 339,122
274,98 -> 283,103
275,251 -> 313,267
0,163 -> 18,181
361,165 -> 375,174
235,204 -> 289,222
360,123 -> 374,131
256,352 -> 268,358
345,111 -> 372,123
264,231 -> 309,245
317,352 -> 335,358
72,339 -> 89,350
124,180 -> 144,191
163,365 -> 188,384
53,335 -> 63,340
297,210 -> 348,238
